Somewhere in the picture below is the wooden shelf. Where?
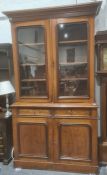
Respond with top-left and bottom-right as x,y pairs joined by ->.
21,86 -> 34,90
96,71 -> 107,75
20,63 -> 45,66
18,42 -> 45,52
58,40 -> 87,45
21,79 -> 46,82
0,68 -> 8,70
59,62 -> 87,66
18,42 -> 45,47
60,77 -> 88,81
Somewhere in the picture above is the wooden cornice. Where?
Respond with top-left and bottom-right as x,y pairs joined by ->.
3,1 -> 102,22
95,30 -> 107,44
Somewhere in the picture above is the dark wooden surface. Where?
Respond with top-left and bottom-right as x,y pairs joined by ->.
0,113 -> 12,164
98,79 -> 107,165
96,31 -> 107,165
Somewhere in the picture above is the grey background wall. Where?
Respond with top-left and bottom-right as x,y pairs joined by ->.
0,0 -> 106,43
0,0 -> 107,136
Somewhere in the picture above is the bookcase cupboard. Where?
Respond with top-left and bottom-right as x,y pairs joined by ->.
95,31 -> 107,165
4,1 -> 101,173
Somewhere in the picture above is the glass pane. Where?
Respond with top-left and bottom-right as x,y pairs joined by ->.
0,49 -> 8,68
57,22 -> 88,97
17,26 -> 47,97
102,48 -> 107,70
0,70 -> 9,80
58,23 -> 87,41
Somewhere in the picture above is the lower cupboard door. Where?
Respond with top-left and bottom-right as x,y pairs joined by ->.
53,118 -> 98,163
13,117 -> 53,161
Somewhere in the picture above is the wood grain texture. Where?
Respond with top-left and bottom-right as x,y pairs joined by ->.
5,1 -> 101,173
3,1 -> 102,22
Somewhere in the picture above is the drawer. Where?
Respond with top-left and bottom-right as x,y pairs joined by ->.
54,109 -> 91,117
0,148 -> 4,152
0,145 -> 4,149
0,140 -> 3,145
17,109 -> 50,116
0,136 -> 3,140
0,137 -> 3,144
0,152 -> 4,156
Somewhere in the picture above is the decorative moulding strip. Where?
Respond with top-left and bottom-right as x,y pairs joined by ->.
3,1 -> 102,22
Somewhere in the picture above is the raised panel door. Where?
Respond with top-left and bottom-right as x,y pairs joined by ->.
53,118 -> 97,164
13,117 -> 53,162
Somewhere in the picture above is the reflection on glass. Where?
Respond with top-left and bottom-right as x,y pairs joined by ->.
0,50 -> 8,68
59,63 -> 87,79
21,81 -> 47,96
59,80 -> 88,96
57,22 -> 88,97
0,49 -> 9,80
103,48 -> 107,70
58,23 -> 87,41
0,70 -> 9,81
17,26 -> 47,97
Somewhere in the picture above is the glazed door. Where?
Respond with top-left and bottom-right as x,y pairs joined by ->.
52,18 -> 94,103
13,20 -> 52,102
0,47 -> 9,81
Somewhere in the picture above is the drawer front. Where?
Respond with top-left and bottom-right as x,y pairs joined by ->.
17,109 -> 50,116
0,152 -> 4,156
13,107 -> 97,118
54,109 -> 91,117
0,146 -> 4,155
0,139 -> 3,145
0,136 -> 3,144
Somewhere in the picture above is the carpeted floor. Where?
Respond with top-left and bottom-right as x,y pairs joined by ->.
0,161 -> 107,175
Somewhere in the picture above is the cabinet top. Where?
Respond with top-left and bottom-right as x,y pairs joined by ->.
3,1 -> 102,22
11,102 -> 98,109
95,30 -> 107,44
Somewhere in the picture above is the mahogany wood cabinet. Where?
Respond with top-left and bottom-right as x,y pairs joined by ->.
95,31 -> 107,165
4,1 -> 101,173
